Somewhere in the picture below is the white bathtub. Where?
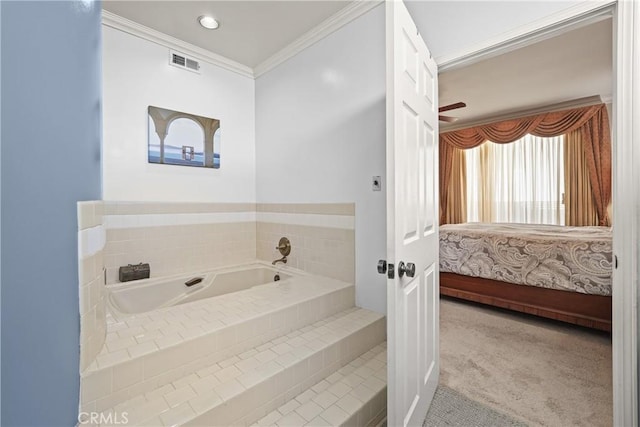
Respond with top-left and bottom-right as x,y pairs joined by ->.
107,263 -> 295,318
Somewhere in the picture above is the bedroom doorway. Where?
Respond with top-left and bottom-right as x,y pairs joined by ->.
434,1 -> 638,425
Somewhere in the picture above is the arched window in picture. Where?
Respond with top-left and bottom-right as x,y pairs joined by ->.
148,106 -> 221,169
165,118 -> 205,166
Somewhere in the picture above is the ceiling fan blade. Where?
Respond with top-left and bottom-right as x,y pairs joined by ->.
439,102 -> 467,113
439,115 -> 459,123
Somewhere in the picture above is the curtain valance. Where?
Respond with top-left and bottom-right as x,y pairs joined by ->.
439,104 -> 611,225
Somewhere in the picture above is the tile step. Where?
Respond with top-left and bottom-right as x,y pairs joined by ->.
253,343 -> 387,427
82,278 -> 354,411
95,307 -> 386,426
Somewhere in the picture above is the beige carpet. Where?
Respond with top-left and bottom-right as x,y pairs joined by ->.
440,297 -> 612,427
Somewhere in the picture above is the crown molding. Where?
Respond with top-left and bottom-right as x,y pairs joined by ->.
102,10 -> 254,79
436,0 -> 616,72
254,0 -> 383,78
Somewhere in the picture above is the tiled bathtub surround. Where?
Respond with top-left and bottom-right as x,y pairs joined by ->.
103,202 -> 257,284
78,201 -> 107,372
256,204 -> 356,283
79,201 -> 367,423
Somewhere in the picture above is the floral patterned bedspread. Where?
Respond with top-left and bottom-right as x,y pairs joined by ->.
439,223 -> 612,296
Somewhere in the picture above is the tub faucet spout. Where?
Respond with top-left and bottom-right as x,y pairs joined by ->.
272,256 -> 287,266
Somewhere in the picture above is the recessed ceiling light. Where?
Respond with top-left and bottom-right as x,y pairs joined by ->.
198,15 -> 219,30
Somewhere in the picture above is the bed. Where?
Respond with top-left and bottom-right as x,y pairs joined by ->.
439,223 -> 612,331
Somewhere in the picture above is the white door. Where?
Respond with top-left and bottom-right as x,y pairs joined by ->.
385,1 -> 439,426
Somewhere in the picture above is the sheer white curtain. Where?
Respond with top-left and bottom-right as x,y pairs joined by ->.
466,134 -> 565,225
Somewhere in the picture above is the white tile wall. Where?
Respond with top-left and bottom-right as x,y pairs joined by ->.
78,201 -> 107,372
256,204 -> 356,284
103,202 -> 257,284
103,202 -> 356,285
256,212 -> 354,230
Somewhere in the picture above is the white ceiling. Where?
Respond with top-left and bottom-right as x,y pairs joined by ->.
103,2 -> 612,130
438,18 -> 613,130
102,1 -> 351,68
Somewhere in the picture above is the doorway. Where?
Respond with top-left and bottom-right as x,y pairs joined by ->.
433,2 -> 637,424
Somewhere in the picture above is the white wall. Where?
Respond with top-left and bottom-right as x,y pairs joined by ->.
255,5 -> 387,313
405,1 -> 578,60
103,26 -> 256,202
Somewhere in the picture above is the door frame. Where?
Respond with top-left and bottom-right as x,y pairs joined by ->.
436,1 -> 639,425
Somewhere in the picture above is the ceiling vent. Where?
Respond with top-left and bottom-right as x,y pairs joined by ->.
169,50 -> 201,74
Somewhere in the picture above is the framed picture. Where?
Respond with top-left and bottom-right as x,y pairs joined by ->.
148,106 -> 221,168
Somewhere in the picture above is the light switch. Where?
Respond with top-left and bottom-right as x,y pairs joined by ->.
372,176 -> 381,191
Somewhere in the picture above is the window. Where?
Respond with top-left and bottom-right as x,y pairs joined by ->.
466,134 -> 565,225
